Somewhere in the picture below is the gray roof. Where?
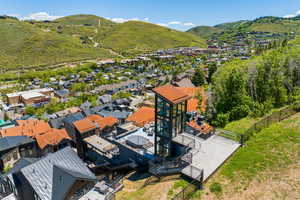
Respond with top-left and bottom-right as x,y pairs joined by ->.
49,118 -> 64,129
54,89 -> 69,97
174,78 -> 195,88
97,111 -> 130,119
21,146 -> 97,200
0,136 -> 35,152
98,94 -> 112,104
62,112 -> 84,125
7,157 -> 39,175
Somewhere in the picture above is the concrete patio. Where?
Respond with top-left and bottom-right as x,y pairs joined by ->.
181,134 -> 240,181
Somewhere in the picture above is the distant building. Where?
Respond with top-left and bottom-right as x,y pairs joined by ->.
6,88 -> 53,106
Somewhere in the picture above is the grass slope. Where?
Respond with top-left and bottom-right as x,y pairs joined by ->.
0,17 -> 113,69
98,21 -> 206,54
201,113 -> 300,199
0,15 -> 206,69
188,16 -> 300,39
186,26 -> 222,39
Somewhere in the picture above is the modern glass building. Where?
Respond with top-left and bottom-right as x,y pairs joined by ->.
153,85 -> 191,158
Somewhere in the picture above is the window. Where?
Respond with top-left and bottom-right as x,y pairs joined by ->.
13,151 -> 18,160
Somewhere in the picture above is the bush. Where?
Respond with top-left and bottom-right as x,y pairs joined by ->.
212,113 -> 229,128
209,182 -> 222,194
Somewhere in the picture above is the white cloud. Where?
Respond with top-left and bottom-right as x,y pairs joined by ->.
144,17 -> 150,21
22,12 -> 62,21
111,17 -> 140,23
168,21 -> 181,25
157,23 -> 168,27
283,10 -> 300,18
7,14 -> 20,18
284,14 -> 296,18
183,22 -> 195,26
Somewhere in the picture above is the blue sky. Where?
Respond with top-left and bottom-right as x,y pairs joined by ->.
1,0 -> 300,30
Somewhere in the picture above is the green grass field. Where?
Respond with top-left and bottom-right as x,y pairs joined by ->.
0,15 -> 206,70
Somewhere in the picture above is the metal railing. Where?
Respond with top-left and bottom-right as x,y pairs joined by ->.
242,103 -> 300,144
172,169 -> 203,200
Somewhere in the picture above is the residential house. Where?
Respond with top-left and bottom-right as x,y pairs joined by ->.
54,89 -> 69,99
6,88 -> 53,106
0,136 -> 37,172
0,119 -> 72,156
126,107 -> 155,127
5,147 -> 100,200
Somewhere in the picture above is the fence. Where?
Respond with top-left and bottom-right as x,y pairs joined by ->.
217,103 -> 300,146
242,103 -> 300,144
172,170 -> 203,200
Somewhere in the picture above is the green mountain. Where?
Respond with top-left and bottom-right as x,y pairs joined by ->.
186,26 -> 222,39
0,14 -> 206,70
187,16 -> 300,39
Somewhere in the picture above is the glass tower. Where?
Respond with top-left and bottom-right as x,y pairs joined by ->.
153,85 -> 189,158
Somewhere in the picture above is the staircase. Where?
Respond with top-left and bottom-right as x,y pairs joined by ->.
0,177 -> 14,199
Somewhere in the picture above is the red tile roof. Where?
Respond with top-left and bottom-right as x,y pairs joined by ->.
177,87 -> 206,112
86,114 -> 118,130
187,98 -> 199,112
153,84 -> 191,104
0,119 -> 71,149
0,119 -> 51,137
126,106 -> 155,127
35,129 -> 71,149
73,118 -> 97,134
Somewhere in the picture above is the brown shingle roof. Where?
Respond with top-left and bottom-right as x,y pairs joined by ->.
126,106 -> 155,127
153,84 -> 191,104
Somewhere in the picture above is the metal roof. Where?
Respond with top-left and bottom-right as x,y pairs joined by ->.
0,136 -> 35,152
62,112 -> 84,125
21,146 -> 97,200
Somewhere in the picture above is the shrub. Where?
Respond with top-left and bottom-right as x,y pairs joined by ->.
209,182 -> 222,194
212,113 -> 229,128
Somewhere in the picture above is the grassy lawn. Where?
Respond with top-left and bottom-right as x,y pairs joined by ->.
223,117 -> 259,134
198,113 -> 300,199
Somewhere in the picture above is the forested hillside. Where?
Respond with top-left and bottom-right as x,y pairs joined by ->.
188,16 -> 300,39
209,36 -> 300,126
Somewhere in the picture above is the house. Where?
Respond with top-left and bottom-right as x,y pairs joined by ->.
5,147 -> 99,200
0,120 -> 72,155
67,114 -> 118,159
97,111 -> 130,123
48,117 -> 64,129
98,94 -> 112,104
54,89 -> 69,99
0,120 -> 15,130
86,114 -> 118,135
177,87 -> 206,112
126,107 -> 155,127
0,136 -> 37,172
54,107 -> 81,118
35,128 -> 73,154
173,78 -> 195,88
6,88 -> 53,106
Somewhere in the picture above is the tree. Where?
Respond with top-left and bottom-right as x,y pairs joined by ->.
192,67 -> 206,86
